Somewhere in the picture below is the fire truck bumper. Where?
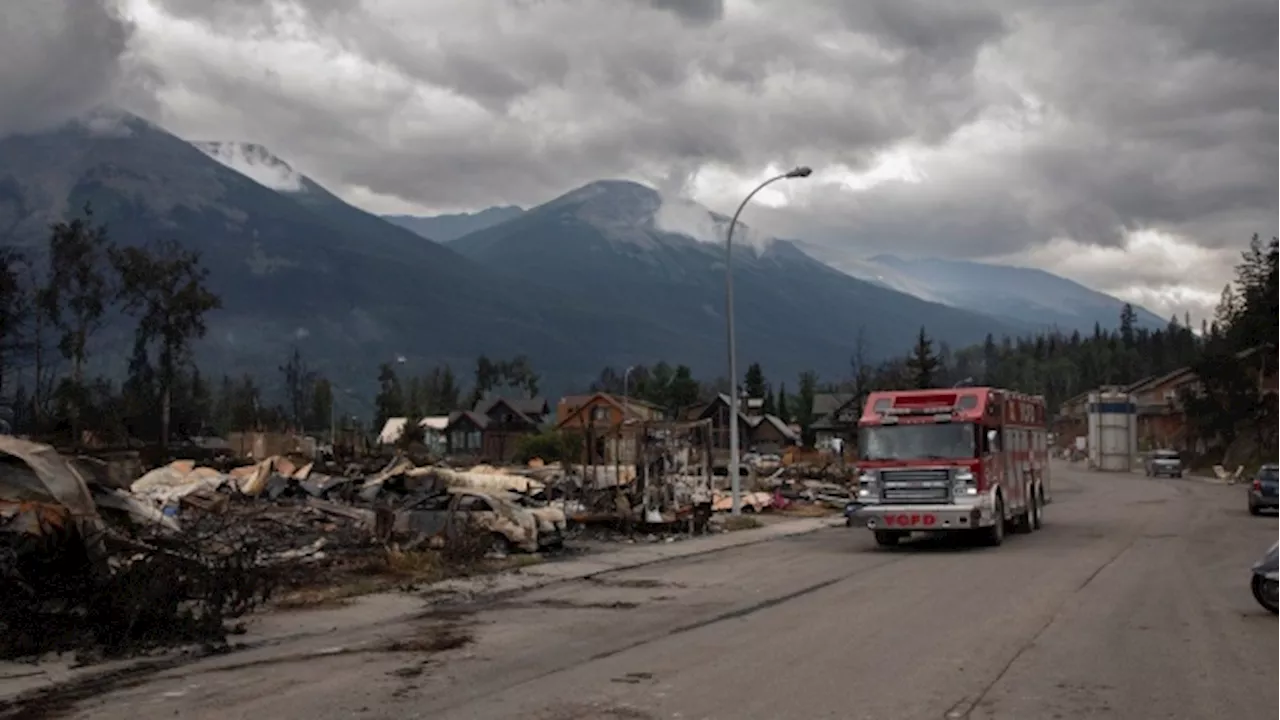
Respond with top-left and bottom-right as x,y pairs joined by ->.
852,502 -> 996,532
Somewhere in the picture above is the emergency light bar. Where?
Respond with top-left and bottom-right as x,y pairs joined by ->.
880,406 -> 955,416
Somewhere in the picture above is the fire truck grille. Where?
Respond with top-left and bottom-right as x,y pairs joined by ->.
879,469 -> 951,503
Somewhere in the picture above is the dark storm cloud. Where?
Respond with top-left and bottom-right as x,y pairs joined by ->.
153,0 -> 361,29
419,5 -> 987,203
641,0 -> 724,24
0,0 -> 136,136
1026,0 -> 1276,251
831,0 -> 1008,63
1143,0 -> 1276,64
118,0 -> 1275,301
751,0 -> 1277,265
135,0 -> 996,211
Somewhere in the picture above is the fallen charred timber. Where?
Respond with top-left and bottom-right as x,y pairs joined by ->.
0,438 -> 387,663
0,496 -> 386,662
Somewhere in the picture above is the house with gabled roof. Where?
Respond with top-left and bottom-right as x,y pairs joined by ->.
683,393 -> 797,466
474,396 -> 550,424
556,392 -> 663,429
555,392 -> 666,464
745,413 -> 799,452
809,392 -> 860,451
444,395 -> 549,462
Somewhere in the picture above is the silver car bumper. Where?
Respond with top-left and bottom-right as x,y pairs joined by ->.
853,501 -> 996,531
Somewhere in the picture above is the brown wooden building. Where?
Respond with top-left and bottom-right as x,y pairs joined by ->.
556,393 -> 664,428
1054,343 -> 1277,454
444,396 -> 549,463
556,393 -> 664,464
1129,367 -> 1200,451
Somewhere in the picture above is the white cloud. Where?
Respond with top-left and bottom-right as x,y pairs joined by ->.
194,141 -> 306,192
995,230 -> 1234,322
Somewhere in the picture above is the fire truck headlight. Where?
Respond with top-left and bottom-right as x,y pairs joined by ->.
857,472 -> 877,499
953,468 -> 978,495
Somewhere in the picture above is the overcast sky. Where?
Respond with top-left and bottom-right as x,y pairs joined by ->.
3,0 -> 1275,322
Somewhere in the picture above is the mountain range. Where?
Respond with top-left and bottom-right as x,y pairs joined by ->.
0,114 -> 648,404
809,252 -> 1166,332
0,111 -> 1160,406
386,204 -> 1162,334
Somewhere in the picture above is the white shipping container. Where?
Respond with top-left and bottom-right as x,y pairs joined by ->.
1086,390 -> 1137,471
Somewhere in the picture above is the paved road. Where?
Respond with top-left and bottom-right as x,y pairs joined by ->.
41,464 -> 1280,719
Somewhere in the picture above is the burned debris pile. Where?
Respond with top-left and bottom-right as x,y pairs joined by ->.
0,423 -> 854,662
539,419 -> 852,530
0,472 -> 279,661
0,441 -> 508,662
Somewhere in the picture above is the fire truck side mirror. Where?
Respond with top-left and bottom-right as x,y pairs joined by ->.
987,429 -> 1000,451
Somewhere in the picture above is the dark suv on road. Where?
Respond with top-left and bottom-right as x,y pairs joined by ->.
1144,449 -> 1183,478
1248,464 -> 1278,515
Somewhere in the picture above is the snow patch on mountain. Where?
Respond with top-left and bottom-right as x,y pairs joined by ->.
191,141 -> 306,192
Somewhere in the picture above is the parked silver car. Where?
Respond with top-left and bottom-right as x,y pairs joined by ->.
1144,449 -> 1183,478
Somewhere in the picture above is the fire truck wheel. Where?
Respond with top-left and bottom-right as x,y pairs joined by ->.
979,496 -> 1006,547
1012,483 -> 1034,534
873,530 -> 904,547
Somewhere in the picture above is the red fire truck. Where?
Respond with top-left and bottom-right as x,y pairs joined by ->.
848,387 -> 1050,547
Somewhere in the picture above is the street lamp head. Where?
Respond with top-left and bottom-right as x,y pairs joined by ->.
786,166 -> 813,179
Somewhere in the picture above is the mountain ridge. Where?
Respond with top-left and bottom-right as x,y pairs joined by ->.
384,206 -> 524,243
401,195 -> 1164,336
445,179 -> 1026,382
0,115 -> 688,402
860,254 -> 1166,331
1,113 -> 1121,403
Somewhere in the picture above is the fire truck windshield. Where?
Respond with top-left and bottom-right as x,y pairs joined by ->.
858,422 -> 977,461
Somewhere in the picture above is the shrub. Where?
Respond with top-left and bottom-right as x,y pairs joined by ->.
514,430 -> 582,464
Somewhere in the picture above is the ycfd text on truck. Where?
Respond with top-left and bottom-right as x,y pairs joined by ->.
848,387 -> 1050,548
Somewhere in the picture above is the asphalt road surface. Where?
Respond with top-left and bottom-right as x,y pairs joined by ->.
40,463 -> 1280,720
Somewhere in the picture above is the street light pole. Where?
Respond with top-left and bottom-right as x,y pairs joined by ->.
725,166 -> 813,515
622,365 -> 636,465
623,365 -> 635,421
